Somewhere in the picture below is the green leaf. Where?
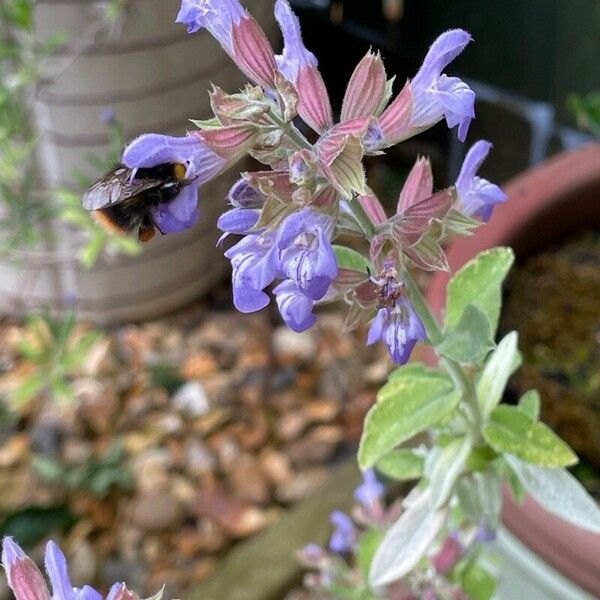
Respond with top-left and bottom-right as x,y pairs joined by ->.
333,245 -> 371,274
517,389 -> 541,421
80,234 -> 106,268
483,405 -> 578,467
445,247 -> 514,334
356,527 -> 384,578
569,91 -> 600,137
12,374 -> 45,406
436,304 -> 494,364
505,455 -> 600,533
375,448 -> 424,481
359,376 -> 460,469
428,436 -> 473,508
476,331 -> 521,416
0,505 -> 76,547
387,363 -> 449,384
460,563 -> 496,600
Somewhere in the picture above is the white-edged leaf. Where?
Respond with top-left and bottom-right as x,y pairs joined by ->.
445,247 -> 514,334
358,382 -> 460,469
375,448 -> 425,481
369,489 -> 447,587
505,455 -> 600,533
436,304 -> 494,365
477,332 -> 520,416
518,389 -> 541,421
429,436 -> 473,508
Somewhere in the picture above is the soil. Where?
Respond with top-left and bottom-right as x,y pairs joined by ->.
500,230 -> 600,498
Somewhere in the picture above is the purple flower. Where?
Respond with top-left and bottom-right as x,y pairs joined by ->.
45,541 -> 102,600
475,523 -> 497,544
227,178 -> 264,209
328,511 -> 356,553
224,231 -> 280,313
354,469 -> 385,509
176,0 -> 246,52
432,533 -> 463,574
455,140 -> 507,221
274,279 -> 316,332
122,133 -> 226,234
217,209 -> 260,236
274,0 -> 318,84
367,297 -> 426,364
2,537 -> 104,600
277,209 -> 338,301
410,29 -> 475,142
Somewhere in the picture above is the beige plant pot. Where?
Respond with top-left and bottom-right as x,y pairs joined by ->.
0,0 -> 276,323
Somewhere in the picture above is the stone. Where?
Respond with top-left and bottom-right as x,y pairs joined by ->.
173,381 -> 210,417
130,491 -> 183,531
194,486 -> 269,538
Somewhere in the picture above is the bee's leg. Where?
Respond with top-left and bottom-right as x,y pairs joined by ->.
138,221 -> 156,242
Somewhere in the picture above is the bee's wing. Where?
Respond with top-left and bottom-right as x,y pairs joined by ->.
82,165 -> 162,210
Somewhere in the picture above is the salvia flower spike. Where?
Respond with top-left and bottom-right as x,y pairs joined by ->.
110,0 -> 507,363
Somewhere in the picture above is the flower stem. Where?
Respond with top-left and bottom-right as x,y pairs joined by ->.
405,271 -> 483,435
268,109 -> 313,151
348,195 -> 377,238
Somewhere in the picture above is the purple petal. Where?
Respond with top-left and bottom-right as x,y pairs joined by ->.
122,133 -> 225,184
328,511 -> 356,553
2,537 -> 26,571
228,179 -> 264,208
367,310 -> 386,345
74,586 -> 102,600
225,233 -> 280,313
176,0 -> 246,51
217,208 -> 260,234
106,583 -> 124,600
274,280 -> 316,332
150,184 -> 200,234
456,140 -> 492,188
413,29 -> 472,87
354,469 -> 385,508
274,0 -> 318,83
45,541 -> 75,600
455,140 -> 507,220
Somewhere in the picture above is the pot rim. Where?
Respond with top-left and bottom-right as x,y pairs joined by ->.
426,142 -> 600,595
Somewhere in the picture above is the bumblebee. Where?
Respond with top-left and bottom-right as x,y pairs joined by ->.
82,162 -> 188,242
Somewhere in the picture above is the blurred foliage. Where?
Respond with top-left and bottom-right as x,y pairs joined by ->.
58,117 -> 142,268
33,443 -> 134,497
0,0 -> 139,267
0,505 -> 76,547
569,91 -> 600,137
12,309 -> 103,407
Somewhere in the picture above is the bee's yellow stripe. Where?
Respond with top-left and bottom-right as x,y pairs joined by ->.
173,163 -> 187,181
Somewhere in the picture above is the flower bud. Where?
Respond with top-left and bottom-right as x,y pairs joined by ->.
297,65 -> 333,134
198,124 -> 257,159
379,80 -> 413,146
289,150 -> 317,187
228,178 -> 264,208
432,533 -> 463,574
232,15 -> 278,88
2,538 -> 50,600
341,50 -> 387,122
397,156 -> 433,214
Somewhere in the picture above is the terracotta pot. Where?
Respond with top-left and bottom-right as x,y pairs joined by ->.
426,142 -> 600,597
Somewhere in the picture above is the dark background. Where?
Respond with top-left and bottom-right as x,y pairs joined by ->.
290,0 -> 600,194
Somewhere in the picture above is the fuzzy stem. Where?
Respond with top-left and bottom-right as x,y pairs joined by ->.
405,271 -> 483,435
348,195 -> 377,238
